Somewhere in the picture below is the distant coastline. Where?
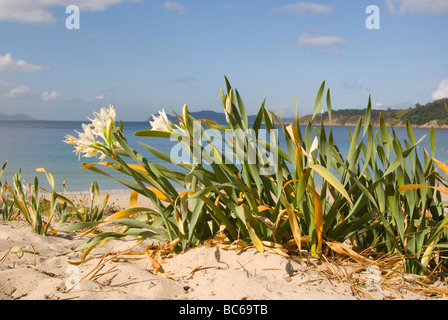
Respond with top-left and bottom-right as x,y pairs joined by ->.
156,97 -> 448,130
296,119 -> 448,130
3,97 -> 448,130
0,112 -> 36,121
295,98 -> 448,130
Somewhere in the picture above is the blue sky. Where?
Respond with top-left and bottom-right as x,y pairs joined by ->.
0,0 -> 447,121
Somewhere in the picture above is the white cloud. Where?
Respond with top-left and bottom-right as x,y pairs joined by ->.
0,53 -> 49,73
343,80 -> 370,91
432,79 -> 448,100
85,95 -> 105,102
374,101 -> 413,110
0,0 -> 137,24
298,33 -> 346,47
386,0 -> 448,17
164,1 -> 187,15
3,85 -> 31,98
41,90 -> 60,101
273,2 -> 333,15
344,80 -> 357,89
385,0 -> 397,14
374,102 -> 393,110
0,80 -> 31,98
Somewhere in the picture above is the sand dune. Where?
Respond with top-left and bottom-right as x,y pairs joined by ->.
1,192 -> 448,301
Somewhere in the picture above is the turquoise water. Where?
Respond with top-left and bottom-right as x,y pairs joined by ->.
1,120 -> 447,192
0,120 -> 178,192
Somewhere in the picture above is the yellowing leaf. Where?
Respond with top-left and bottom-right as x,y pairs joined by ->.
173,208 -> 185,235
145,247 -> 169,279
127,164 -> 147,172
286,124 -> 299,144
398,184 -> 448,195
35,167 -> 55,190
432,157 -> 448,177
173,110 -> 185,123
269,110 -> 282,127
105,207 -> 151,221
129,190 -> 139,208
421,245 -> 434,269
197,119 -> 218,125
147,187 -> 172,202
308,184 -> 323,254
326,241 -> 375,265
257,205 -> 273,213
4,184 -> 14,196
247,225 -> 264,253
285,204 -> 302,254
81,162 -> 124,171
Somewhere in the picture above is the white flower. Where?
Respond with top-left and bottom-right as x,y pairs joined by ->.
64,106 -> 121,161
64,123 -> 107,160
63,134 -> 78,145
150,109 -> 172,132
88,105 -> 117,139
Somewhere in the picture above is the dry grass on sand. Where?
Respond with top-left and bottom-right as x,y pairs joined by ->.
1,192 -> 448,300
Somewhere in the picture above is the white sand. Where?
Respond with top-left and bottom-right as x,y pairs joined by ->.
1,191 -> 447,300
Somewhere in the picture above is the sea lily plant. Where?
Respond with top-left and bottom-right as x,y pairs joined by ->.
62,77 -> 448,275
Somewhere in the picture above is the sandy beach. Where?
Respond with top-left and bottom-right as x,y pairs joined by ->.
1,191 -> 447,301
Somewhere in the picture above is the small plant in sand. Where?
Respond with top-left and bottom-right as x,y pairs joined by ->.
0,161 -> 17,221
0,166 -> 60,235
68,181 -> 110,223
0,162 -> 113,235
63,77 -> 448,276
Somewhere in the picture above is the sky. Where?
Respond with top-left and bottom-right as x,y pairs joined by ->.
0,0 -> 447,121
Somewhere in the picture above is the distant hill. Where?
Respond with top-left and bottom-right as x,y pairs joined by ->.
149,98 -> 448,129
0,112 -> 36,121
292,98 -> 448,128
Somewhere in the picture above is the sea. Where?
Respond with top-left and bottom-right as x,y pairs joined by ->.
1,120 -> 448,193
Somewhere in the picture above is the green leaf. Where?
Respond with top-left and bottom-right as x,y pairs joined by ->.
326,89 -> 332,123
58,221 -> 104,232
224,75 -> 232,94
133,130 -> 173,138
312,81 -> 325,121
235,89 -> 249,129
379,113 -> 391,160
406,120 -> 416,146
0,161 -> 7,179
430,127 -> 435,157
112,218 -> 162,234
363,95 -> 371,137
306,164 -> 352,205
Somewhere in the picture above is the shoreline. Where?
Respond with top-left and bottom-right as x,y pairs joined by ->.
2,118 -> 448,130
296,121 -> 448,130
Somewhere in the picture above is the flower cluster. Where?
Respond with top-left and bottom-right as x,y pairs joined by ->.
64,105 -> 118,161
149,108 -> 173,132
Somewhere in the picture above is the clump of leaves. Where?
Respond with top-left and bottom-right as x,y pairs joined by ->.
62,77 -> 448,275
